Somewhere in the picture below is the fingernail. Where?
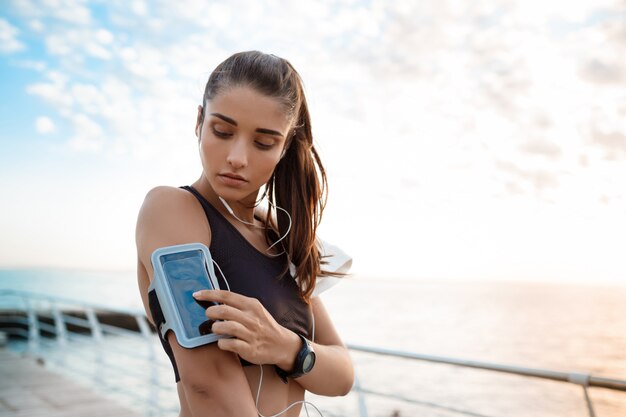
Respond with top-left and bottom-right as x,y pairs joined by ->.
193,291 -> 200,297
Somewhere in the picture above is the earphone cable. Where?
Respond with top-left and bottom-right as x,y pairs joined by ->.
211,258 -> 322,417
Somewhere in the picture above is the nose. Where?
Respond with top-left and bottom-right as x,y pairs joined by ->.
226,138 -> 248,169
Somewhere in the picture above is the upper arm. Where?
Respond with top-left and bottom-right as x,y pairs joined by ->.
165,330 -> 258,415
166,332 -> 254,398
135,186 -> 209,322
135,186 -> 257,411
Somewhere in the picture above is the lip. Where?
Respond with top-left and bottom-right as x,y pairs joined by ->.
220,172 -> 247,181
218,172 -> 248,187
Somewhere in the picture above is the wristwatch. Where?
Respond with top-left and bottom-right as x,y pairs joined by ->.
275,334 -> 316,384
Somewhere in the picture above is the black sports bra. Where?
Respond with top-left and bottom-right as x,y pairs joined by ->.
151,185 -> 313,382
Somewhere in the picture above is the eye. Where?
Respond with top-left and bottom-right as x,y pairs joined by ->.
254,139 -> 274,150
212,125 -> 232,138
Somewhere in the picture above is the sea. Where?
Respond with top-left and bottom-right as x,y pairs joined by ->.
1,268 -> 625,417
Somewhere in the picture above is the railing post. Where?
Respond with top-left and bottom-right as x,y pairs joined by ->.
353,372 -> 369,417
26,298 -> 40,352
52,304 -> 67,346
569,372 -> 596,417
135,315 -> 153,339
85,308 -> 103,342
583,386 -> 596,417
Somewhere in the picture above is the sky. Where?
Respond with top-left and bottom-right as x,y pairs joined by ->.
0,0 -> 625,284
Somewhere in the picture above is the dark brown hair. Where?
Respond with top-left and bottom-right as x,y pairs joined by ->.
199,51 -> 331,301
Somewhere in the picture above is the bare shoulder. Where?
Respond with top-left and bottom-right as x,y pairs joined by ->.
135,186 -> 210,277
138,186 -> 196,218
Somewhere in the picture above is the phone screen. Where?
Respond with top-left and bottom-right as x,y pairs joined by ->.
160,249 -> 216,340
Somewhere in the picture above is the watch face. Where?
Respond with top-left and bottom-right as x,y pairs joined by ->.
302,352 -> 315,373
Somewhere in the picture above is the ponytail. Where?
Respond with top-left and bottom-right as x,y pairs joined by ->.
267,94 -> 328,301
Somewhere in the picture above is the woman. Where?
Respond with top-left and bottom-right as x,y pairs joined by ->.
135,51 -> 354,417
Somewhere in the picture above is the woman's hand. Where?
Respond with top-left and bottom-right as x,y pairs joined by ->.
192,290 -> 300,370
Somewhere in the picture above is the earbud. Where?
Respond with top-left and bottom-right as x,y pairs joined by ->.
218,196 -> 236,216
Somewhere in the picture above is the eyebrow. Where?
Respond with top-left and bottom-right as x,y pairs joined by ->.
210,112 -> 284,138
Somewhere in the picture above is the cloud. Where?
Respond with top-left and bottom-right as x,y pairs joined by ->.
495,159 -> 560,192
577,16 -> 625,85
505,181 -> 526,195
514,0 -> 617,24
591,130 -> 626,159
11,1 -> 626,195
28,19 -> 44,32
35,116 -> 56,134
518,139 -> 562,159
12,59 -> 47,71
11,0 -> 92,25
26,71 -> 74,108
130,0 -> 148,17
45,28 -> 113,60
0,18 -> 25,53
68,113 -> 104,152
119,44 -> 169,79
580,58 -> 624,84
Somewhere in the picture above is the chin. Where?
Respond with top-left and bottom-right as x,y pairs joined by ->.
214,184 -> 258,203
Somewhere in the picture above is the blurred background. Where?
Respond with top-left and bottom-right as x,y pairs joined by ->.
1,1 -> 625,416
1,0 -> 625,283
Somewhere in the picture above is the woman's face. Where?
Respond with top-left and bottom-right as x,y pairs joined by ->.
196,85 -> 291,204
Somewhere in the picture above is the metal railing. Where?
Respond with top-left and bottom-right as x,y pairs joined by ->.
346,344 -> 626,417
1,289 -> 625,417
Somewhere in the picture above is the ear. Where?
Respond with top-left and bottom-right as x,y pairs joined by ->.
195,105 -> 203,137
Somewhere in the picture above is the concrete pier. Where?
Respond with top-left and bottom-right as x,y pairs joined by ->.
0,348 -> 144,417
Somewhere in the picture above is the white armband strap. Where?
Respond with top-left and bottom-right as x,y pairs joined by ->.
313,239 -> 352,296
291,239 -> 352,296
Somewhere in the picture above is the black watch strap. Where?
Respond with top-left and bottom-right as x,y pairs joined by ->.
274,334 -> 315,384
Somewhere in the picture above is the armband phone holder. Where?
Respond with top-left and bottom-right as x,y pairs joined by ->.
148,242 -> 226,348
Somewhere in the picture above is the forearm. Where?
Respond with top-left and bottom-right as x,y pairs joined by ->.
191,291 -> 354,397
273,299 -> 354,396
290,342 -> 354,396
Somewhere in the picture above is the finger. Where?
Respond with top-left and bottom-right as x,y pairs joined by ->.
217,337 -> 251,358
211,320 -> 252,340
205,304 -> 249,325
193,290 -> 256,310
194,297 -> 218,310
